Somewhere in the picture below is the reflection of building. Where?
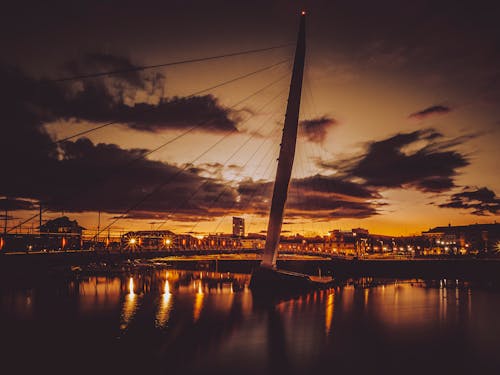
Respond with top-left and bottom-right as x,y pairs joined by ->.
232,217 -> 245,238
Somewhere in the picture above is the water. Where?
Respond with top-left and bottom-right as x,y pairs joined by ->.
1,269 -> 500,374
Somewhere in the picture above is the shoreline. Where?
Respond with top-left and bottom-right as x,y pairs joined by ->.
1,250 -> 500,282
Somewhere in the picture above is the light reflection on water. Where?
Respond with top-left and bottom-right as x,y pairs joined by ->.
120,277 -> 138,331
1,271 -> 500,374
156,276 -> 172,328
325,291 -> 334,335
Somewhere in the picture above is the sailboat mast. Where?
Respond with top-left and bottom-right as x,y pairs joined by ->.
261,12 -> 306,268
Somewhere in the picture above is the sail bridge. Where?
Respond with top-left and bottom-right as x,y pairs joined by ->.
250,11 -> 333,291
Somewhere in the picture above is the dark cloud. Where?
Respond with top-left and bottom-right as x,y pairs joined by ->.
55,138 -> 240,215
62,52 -> 146,87
0,63 -> 241,221
1,130 -> 383,221
322,129 -> 471,193
51,55 -> 239,132
237,174 -> 383,219
0,66 -> 61,201
0,64 -> 238,217
299,116 -> 338,143
0,56 -> 242,222
113,211 -> 216,224
1,135 -> 241,218
0,198 -> 37,211
124,96 -> 238,133
409,105 -> 451,120
287,175 -> 383,219
1,55 -> 238,141
292,175 -> 378,199
438,187 -> 500,215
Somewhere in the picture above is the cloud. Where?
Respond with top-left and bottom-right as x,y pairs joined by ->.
0,58 -> 474,224
62,52 -> 146,87
0,198 -> 37,211
322,129 -> 471,193
1,135 -> 242,218
438,187 -> 500,216
0,56 -> 242,221
299,116 -> 338,143
49,63 -> 238,133
237,174 -> 383,219
408,105 -> 451,120
55,138 -> 240,215
122,96 -> 238,133
287,175 -> 383,219
0,61 -> 239,222
1,131 -> 383,221
1,55 -> 239,139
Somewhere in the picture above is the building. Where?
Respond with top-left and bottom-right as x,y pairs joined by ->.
1,216 -> 85,252
120,230 -> 242,251
122,230 -> 176,250
423,223 -> 500,254
329,228 -> 370,256
39,216 -> 85,235
232,217 -> 245,237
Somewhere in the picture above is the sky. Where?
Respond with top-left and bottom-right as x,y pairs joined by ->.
1,0 -> 499,237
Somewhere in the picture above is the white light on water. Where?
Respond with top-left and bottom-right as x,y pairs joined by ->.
129,277 -> 134,295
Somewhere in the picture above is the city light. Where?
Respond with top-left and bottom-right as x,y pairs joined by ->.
129,238 -> 137,245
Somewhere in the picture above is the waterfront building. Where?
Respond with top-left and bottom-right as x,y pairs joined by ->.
122,230 -> 177,250
120,230 -> 242,251
1,216 -> 84,252
39,216 -> 85,235
423,223 -> 499,254
328,228 -> 370,256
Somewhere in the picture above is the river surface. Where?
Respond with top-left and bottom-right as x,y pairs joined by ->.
1,268 -> 500,374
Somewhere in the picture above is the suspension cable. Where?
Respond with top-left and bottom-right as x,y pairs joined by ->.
209,122 -> 284,234
157,94 -> 286,232
91,88 -> 288,240
7,69 -> 290,234
54,58 -> 290,143
50,44 -> 292,82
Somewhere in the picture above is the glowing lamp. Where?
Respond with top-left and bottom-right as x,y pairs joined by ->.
129,238 -> 137,245
301,10 -> 306,15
